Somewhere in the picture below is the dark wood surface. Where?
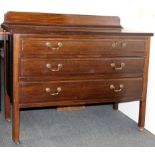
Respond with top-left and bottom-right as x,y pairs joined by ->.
113,103 -> 118,110
1,11 -> 153,144
0,54 -> 1,112
20,58 -> 144,77
0,29 -> 11,115
19,78 -> 143,104
0,28 -> 4,112
138,37 -> 151,129
21,37 -> 146,57
3,11 -> 121,27
1,11 -> 153,36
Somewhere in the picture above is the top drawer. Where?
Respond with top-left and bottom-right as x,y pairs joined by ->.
21,38 -> 146,57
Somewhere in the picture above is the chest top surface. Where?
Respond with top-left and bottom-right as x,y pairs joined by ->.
1,11 -> 153,36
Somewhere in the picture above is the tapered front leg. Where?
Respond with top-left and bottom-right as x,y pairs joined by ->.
12,34 -> 21,144
138,37 -> 151,132
138,100 -> 146,131
113,103 -> 118,110
12,103 -> 20,144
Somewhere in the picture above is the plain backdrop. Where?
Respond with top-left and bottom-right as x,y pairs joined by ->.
0,0 -> 155,134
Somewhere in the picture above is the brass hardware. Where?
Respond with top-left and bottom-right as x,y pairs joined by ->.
6,118 -> 11,122
46,63 -> 62,72
112,41 -> 126,48
110,84 -> 124,92
122,42 -> 127,48
45,87 -> 62,96
112,42 -> 116,48
46,42 -> 63,50
110,62 -> 125,70
139,127 -> 144,132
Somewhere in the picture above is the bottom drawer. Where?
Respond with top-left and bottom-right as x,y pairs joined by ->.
19,78 -> 143,104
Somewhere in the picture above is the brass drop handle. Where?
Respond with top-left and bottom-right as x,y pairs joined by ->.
46,63 -> 62,72
112,41 -> 126,48
45,87 -> 62,96
110,62 -> 125,70
46,42 -> 63,50
110,84 -> 124,92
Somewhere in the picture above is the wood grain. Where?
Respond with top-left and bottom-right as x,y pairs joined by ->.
12,34 -> 20,144
19,78 -> 143,104
57,106 -> 86,112
21,37 -> 146,57
3,11 -> 121,28
1,12 -> 153,143
20,58 -> 144,77
138,37 -> 151,129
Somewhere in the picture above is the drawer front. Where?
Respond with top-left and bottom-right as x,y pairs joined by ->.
20,58 -> 144,76
21,38 -> 145,57
19,78 -> 143,103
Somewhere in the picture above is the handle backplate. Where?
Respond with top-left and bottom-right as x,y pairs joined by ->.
46,63 -> 62,72
46,42 -> 63,50
112,41 -> 126,48
110,62 -> 125,71
110,84 -> 124,92
45,87 -> 62,96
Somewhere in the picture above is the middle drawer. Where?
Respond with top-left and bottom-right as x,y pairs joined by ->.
20,58 -> 144,76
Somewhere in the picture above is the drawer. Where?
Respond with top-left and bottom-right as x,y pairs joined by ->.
21,38 -> 145,57
20,58 -> 144,76
19,78 -> 143,103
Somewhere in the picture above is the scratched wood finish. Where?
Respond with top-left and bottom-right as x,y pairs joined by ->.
1,11 -> 153,144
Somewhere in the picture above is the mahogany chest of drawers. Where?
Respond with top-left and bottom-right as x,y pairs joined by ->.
1,11 -> 153,144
